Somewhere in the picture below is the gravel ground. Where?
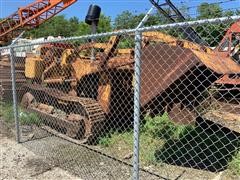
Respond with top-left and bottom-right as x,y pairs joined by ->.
1,120 -> 238,180
0,121 -> 81,180
0,121 -> 160,180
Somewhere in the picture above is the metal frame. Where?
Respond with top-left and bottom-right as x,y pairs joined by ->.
0,0 -> 77,42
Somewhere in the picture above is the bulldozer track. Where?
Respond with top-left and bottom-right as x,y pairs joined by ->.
22,83 -> 106,144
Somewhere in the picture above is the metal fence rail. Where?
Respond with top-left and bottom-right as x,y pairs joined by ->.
0,16 -> 239,179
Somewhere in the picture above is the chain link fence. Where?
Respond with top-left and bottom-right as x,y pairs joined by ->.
0,16 -> 240,179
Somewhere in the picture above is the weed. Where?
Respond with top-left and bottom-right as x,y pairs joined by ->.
98,137 -> 111,147
98,112 -> 239,172
0,101 -> 40,125
19,110 -> 41,125
139,133 -> 163,165
99,131 -> 133,148
228,151 -> 240,175
1,102 -> 15,124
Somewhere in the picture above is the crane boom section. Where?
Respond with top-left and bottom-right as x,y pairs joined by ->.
0,0 -> 77,41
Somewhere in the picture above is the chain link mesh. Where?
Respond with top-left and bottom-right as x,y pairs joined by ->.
0,16 -> 239,179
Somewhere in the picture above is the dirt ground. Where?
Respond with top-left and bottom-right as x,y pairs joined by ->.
0,121 -> 82,180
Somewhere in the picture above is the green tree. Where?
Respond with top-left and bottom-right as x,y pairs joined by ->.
236,10 -> 240,15
197,3 -> 222,19
69,16 -> 80,36
195,3 -> 228,46
76,22 -> 91,36
26,15 -> 74,38
223,10 -> 235,17
114,11 -> 165,30
75,13 -> 112,36
97,14 -> 112,33
25,13 -> 112,38
114,11 -> 136,29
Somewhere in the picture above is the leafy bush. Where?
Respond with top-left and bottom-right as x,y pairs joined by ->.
142,113 -> 193,140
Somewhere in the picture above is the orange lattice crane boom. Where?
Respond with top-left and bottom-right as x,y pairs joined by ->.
0,0 -> 77,43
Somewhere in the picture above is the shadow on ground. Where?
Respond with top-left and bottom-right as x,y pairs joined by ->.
155,118 -> 240,172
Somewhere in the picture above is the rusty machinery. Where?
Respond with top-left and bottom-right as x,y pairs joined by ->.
20,1 -> 240,144
148,0 -> 240,131
21,26 -> 240,144
0,0 -> 77,100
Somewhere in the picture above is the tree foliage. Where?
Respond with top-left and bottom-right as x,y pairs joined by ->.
25,15 -> 73,38
197,3 -> 222,19
23,2 -> 238,48
114,10 -> 171,30
25,14 -> 112,38
195,3 -> 238,46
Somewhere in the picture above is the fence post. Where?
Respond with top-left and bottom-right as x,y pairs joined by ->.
133,30 -> 142,180
9,46 -> 20,143
9,32 -> 25,143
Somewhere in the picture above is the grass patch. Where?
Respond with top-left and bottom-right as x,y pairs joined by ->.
0,101 -> 40,125
98,112 -> 240,172
99,113 -> 193,165
99,131 -> 133,147
99,130 -> 163,165
228,151 -> 240,176
1,102 -> 15,124
19,111 -> 41,125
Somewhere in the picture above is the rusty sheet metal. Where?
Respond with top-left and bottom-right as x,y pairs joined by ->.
203,111 -> 240,133
215,74 -> 240,85
168,103 -> 197,125
140,43 -> 201,106
192,50 -> 240,74
107,55 -> 134,69
0,55 -> 25,68
142,31 -> 212,53
142,31 -> 240,74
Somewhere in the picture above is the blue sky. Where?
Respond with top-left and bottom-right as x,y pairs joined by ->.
0,0 -> 239,21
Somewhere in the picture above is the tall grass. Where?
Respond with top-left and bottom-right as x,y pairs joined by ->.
0,101 -> 40,125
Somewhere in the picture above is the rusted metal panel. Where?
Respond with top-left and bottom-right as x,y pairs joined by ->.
168,103 -> 197,125
140,43 -> 201,106
142,30 -> 240,75
192,50 -> 240,74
